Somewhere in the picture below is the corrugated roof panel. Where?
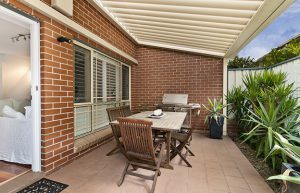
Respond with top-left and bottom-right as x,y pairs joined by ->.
90,0 -> 293,57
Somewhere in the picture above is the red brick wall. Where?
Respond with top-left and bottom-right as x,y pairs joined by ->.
227,120 -> 240,137
132,46 -> 224,131
4,0 -> 136,172
41,0 -> 136,61
3,0 -> 226,173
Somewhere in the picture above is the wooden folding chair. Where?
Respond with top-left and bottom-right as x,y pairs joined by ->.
117,118 -> 165,193
170,107 -> 195,167
106,107 -> 124,156
120,105 -> 132,117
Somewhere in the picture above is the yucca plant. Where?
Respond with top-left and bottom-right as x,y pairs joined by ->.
242,97 -> 300,168
267,132 -> 300,185
203,98 -> 229,139
203,98 -> 228,124
243,70 -> 288,108
227,86 -> 251,130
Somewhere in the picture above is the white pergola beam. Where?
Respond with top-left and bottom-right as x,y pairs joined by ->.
137,37 -> 227,53
225,0 -> 295,57
109,8 -> 251,25
127,28 -> 235,43
125,23 -> 238,39
114,13 -> 245,30
223,58 -> 229,135
133,32 -> 231,47
103,0 -> 263,10
139,40 -> 225,57
103,1 -> 256,18
118,18 -> 241,35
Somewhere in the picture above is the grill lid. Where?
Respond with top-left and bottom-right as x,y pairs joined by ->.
162,94 -> 188,105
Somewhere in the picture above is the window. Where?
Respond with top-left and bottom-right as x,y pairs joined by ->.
93,55 -> 103,103
74,43 -> 131,137
122,65 -> 130,101
74,45 -> 91,103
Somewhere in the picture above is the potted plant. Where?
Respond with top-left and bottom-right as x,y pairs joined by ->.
203,98 -> 228,139
267,132 -> 300,193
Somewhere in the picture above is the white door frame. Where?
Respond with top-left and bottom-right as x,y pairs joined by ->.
0,5 -> 41,172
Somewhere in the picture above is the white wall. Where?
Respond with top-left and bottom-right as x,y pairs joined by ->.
228,57 -> 300,101
0,16 -> 30,100
0,54 -> 31,100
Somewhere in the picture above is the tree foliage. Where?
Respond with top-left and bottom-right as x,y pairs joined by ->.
228,39 -> 300,69
228,56 -> 256,69
257,40 -> 300,67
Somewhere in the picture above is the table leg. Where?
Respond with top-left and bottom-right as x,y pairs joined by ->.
161,131 -> 173,170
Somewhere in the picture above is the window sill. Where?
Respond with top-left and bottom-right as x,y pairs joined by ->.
74,126 -> 113,153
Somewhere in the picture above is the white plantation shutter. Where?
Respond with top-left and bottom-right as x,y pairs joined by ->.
74,43 -> 130,137
106,62 -> 117,102
92,104 -> 108,129
106,62 -> 121,102
74,106 -> 92,136
93,54 -> 103,103
122,65 -> 130,101
74,45 -> 91,103
91,52 -> 122,130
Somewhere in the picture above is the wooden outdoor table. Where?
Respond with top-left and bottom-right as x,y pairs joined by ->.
110,111 -> 187,169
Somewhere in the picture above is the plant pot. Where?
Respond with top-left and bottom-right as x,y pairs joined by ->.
208,116 -> 224,139
281,163 -> 300,193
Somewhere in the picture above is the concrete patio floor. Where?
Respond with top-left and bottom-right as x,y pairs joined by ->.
49,134 -> 274,193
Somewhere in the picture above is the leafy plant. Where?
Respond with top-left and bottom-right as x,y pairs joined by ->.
267,132 -> 300,185
243,70 -> 289,106
228,39 -> 300,69
257,40 -> 300,68
226,86 -> 250,129
242,97 -> 300,168
203,98 -> 229,125
228,70 -> 299,168
228,56 -> 257,69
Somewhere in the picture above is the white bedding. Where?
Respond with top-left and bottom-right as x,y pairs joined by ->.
0,117 -> 32,164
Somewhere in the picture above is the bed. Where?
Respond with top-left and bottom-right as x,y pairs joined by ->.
0,117 -> 32,164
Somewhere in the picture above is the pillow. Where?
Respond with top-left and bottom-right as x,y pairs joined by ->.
0,99 -> 13,116
24,106 -> 32,120
2,105 -> 26,120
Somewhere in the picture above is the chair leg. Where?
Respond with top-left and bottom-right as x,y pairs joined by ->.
106,146 -> 119,156
118,162 -> 130,186
185,145 -> 195,156
150,169 -> 159,193
171,144 -> 192,167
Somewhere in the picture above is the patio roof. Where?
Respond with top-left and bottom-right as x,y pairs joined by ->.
89,0 -> 294,58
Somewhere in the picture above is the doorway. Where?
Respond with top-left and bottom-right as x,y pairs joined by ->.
0,4 -> 41,184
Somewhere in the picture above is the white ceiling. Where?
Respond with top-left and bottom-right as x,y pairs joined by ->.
0,13 -> 30,56
90,0 -> 294,58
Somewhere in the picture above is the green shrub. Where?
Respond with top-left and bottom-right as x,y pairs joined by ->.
227,86 -> 250,130
258,40 -> 300,67
228,56 -> 256,69
242,97 -> 300,168
267,132 -> 300,185
228,40 -> 300,69
227,70 -> 300,168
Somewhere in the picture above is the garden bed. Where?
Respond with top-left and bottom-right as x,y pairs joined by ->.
231,137 -> 282,193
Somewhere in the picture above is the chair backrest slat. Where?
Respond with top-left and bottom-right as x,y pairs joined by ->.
120,105 -> 132,117
106,107 -> 122,122
118,118 -> 155,162
175,107 -> 192,129
107,107 -> 123,138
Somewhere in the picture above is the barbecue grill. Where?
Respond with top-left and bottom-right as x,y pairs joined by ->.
155,94 -> 201,128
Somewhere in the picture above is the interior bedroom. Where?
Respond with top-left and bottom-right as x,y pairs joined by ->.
0,14 -> 32,184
